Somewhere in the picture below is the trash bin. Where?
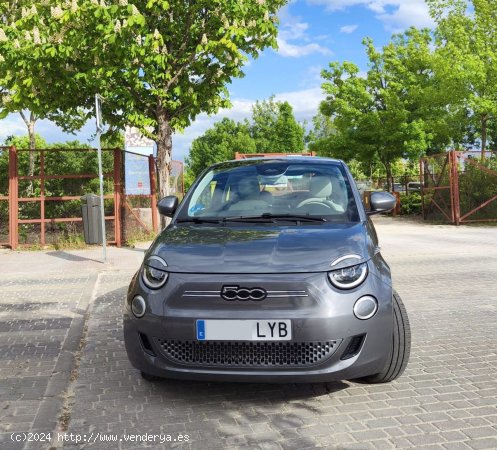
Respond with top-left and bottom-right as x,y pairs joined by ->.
81,194 -> 103,244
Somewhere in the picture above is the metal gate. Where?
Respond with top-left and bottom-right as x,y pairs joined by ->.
457,151 -> 497,224
420,151 -> 455,223
421,150 -> 497,225
4,146 -> 123,249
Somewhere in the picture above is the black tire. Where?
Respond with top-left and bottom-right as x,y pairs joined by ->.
140,371 -> 163,382
361,290 -> 411,383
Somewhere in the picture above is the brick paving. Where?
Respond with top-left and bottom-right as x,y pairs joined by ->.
0,219 -> 496,449
0,247 -> 146,450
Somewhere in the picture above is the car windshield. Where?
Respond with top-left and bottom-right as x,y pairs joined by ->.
177,160 -> 360,223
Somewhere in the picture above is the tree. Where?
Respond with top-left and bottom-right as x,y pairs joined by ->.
250,97 -> 280,152
306,111 -> 336,143
250,97 -> 305,152
273,101 -> 305,153
185,118 -> 256,180
0,1 -> 287,210
1,2 -> 39,179
0,2 -> 86,182
313,29 -> 454,190
428,0 -> 497,159
185,96 -> 306,181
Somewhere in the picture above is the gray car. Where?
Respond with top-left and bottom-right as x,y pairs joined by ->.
124,157 -> 411,383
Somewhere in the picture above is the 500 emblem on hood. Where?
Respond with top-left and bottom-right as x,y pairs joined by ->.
221,286 -> 267,301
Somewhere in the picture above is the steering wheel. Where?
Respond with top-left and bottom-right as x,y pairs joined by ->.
296,199 -> 334,209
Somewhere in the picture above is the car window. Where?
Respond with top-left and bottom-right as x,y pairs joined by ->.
181,161 -> 360,222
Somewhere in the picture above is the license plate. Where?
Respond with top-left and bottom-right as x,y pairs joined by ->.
196,319 -> 291,341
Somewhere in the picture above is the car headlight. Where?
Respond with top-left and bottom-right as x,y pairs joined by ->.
328,262 -> 368,289
142,255 -> 168,289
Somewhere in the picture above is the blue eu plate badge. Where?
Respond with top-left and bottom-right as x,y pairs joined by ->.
196,320 -> 206,340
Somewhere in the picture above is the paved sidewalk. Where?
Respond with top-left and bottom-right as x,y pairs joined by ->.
0,245 -> 149,450
1,220 -> 497,449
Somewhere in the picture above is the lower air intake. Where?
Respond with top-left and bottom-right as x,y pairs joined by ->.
155,339 -> 339,368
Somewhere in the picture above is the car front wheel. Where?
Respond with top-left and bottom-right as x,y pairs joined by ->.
360,290 -> 411,383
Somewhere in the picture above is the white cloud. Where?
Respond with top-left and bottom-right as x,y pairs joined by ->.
276,38 -> 332,57
309,0 -> 435,31
275,7 -> 332,58
340,24 -> 358,33
0,114 -> 26,141
377,2 -> 435,32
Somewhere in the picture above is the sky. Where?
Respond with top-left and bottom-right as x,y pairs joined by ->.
0,0 -> 435,162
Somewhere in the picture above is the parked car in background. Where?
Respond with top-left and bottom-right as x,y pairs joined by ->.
407,182 -> 422,193
124,157 -> 411,384
383,182 -> 404,193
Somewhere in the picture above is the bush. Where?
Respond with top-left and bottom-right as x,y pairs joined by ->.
401,192 -> 422,215
458,157 -> 497,220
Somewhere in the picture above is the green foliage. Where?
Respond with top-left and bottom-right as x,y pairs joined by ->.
400,192 -> 422,215
5,134 -> 48,149
346,160 -> 368,180
306,111 -> 336,145
251,97 -> 305,153
250,97 -> 280,153
427,0 -> 497,156
0,1 -> 87,132
185,98 -> 306,181
185,118 -> 256,182
272,102 -> 305,153
0,135 -> 115,235
310,28 -> 457,189
0,148 -> 8,195
0,0 -> 288,199
458,156 -> 497,218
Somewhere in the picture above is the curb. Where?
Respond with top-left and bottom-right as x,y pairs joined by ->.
23,272 -> 99,450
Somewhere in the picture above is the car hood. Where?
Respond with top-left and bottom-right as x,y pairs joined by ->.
148,222 -> 376,274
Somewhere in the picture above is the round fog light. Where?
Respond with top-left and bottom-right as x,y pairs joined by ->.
131,296 -> 146,318
354,296 -> 378,320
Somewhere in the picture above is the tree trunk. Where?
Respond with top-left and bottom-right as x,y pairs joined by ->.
28,116 -> 36,177
380,158 -> 393,192
19,110 -> 37,195
155,113 -> 173,228
386,162 -> 393,193
481,114 -> 488,161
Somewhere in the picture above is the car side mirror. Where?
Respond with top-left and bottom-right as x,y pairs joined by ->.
157,196 -> 179,217
368,191 -> 397,215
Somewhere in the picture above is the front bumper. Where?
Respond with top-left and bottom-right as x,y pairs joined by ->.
123,270 -> 393,382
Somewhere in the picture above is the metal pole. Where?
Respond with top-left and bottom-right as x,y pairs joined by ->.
95,95 -> 107,262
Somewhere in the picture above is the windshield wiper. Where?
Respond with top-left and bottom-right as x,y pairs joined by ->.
223,213 -> 327,223
176,218 -> 223,224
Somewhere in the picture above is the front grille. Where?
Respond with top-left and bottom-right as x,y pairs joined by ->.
155,339 -> 339,368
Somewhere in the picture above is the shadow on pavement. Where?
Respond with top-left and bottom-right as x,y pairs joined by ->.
46,251 -> 104,264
